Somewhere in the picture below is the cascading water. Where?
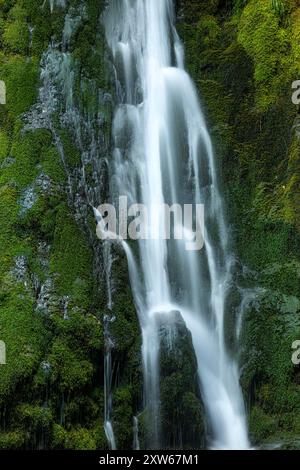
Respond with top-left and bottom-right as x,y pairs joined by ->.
103,242 -> 117,450
133,417 -> 140,451
104,313 -> 117,451
103,0 -> 250,449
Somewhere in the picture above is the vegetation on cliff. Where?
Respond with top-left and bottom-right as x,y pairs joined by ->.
0,0 -> 299,450
0,0 -> 139,449
178,0 -> 300,448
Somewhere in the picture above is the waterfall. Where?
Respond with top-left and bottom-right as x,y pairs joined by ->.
103,0 -> 250,449
103,242 -> 117,450
104,314 -> 117,450
47,0 -> 66,14
133,416 -> 140,451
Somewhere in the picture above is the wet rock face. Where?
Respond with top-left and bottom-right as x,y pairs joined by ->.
157,311 -> 205,449
177,0 -> 300,449
1,0 -> 299,451
0,0 -> 139,450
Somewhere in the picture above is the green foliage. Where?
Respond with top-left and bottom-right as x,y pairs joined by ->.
64,427 -> 97,450
51,310 -> 103,352
4,0 -> 300,452
113,387 -> 133,449
0,0 -> 114,451
238,0 -> 289,110
52,424 -> 102,450
0,54 -> 39,120
271,0 -> 286,18
51,424 -> 67,449
48,339 -> 93,392
50,204 -> 93,300
0,131 -> 9,160
0,289 -> 46,403
0,431 -> 26,449
196,15 -> 221,49
2,5 -> 29,54
15,404 -> 53,430
179,0 -> 300,450
249,406 -> 278,443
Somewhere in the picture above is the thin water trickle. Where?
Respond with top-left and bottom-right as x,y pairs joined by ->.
133,416 -> 140,451
104,313 -> 117,450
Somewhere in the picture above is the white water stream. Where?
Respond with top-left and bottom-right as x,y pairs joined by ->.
103,0 -> 249,450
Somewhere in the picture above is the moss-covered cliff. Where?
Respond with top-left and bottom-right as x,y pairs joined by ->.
0,0 -> 142,450
178,0 -> 300,449
1,0 -> 300,451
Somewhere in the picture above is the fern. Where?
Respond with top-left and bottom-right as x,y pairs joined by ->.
271,0 -> 286,18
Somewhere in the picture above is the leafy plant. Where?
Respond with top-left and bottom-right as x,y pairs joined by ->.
271,0 -> 286,18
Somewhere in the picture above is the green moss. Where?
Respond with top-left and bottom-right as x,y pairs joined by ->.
0,289 -> 46,403
50,204 -> 93,299
237,0 -> 294,111
3,17 -> 29,54
0,431 -> 26,449
249,406 -> 278,444
51,424 -> 67,449
52,310 -> 103,352
0,130 -> 9,160
0,0 -> 114,452
0,130 -> 43,188
113,387 -> 133,449
58,130 -> 81,168
178,0 -> 300,450
0,55 -> 39,120
15,404 -> 53,430
64,427 -> 96,450
41,146 -> 66,185
284,133 -> 300,232
196,15 -> 221,49
240,286 -> 300,445
48,339 -> 93,392
51,423 -> 103,450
